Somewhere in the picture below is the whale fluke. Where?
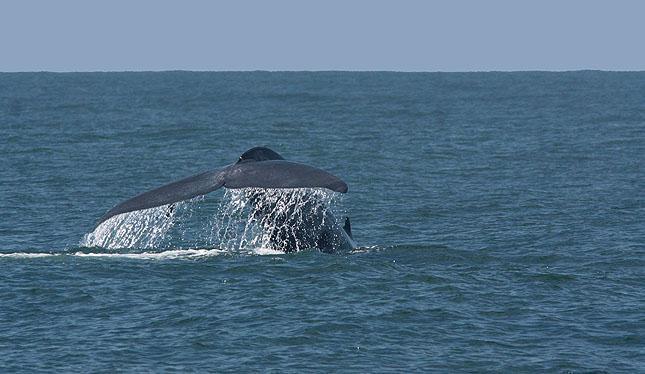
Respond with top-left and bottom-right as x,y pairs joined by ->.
96,147 -> 347,227
224,160 -> 347,192
98,169 -> 226,225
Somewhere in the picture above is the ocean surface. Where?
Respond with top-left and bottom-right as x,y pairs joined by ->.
1,71 -> 643,372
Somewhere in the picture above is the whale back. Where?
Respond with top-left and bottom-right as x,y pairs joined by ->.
237,147 -> 284,163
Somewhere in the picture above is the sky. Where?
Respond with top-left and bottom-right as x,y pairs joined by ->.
1,0 -> 644,72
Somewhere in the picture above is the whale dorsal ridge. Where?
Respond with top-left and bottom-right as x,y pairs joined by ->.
237,147 -> 285,163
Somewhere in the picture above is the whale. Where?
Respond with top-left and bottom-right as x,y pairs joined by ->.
96,147 -> 355,252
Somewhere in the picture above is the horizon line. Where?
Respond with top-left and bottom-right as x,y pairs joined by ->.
2,69 -> 645,74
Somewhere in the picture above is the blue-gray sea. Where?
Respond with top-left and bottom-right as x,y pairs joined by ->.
1,72 -> 643,372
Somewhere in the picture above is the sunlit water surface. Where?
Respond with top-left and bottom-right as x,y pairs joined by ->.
1,72 -> 643,372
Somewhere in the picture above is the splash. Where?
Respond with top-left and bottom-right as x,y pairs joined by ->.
72,248 -> 224,260
0,249 -> 224,260
0,252 -> 57,258
212,188 -> 342,252
80,197 -> 202,249
81,188 -> 344,252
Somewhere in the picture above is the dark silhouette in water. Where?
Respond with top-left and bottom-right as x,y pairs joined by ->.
96,147 -> 355,252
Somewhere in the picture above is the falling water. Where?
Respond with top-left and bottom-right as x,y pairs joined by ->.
81,188 -> 344,252
212,188 -> 342,252
81,196 -> 203,249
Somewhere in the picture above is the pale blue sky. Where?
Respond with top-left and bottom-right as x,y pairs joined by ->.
1,0 -> 643,72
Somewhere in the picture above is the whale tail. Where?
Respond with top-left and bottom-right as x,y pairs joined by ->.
96,147 -> 348,227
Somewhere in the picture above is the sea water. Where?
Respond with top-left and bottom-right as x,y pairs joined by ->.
1,71 -> 643,372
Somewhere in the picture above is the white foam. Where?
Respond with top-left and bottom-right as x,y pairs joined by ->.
349,245 -> 379,254
0,248 -> 224,260
250,247 -> 285,256
72,248 -> 224,260
0,252 -> 58,258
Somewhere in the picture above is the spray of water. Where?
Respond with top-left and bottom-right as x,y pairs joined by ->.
212,188 -> 341,252
81,188 -> 345,252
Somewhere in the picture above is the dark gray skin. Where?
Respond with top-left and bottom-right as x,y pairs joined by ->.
96,147 -> 355,252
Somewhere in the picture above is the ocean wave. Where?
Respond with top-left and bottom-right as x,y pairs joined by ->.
0,252 -> 58,258
0,244 -> 389,260
71,248 -> 225,260
0,246 -> 306,260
